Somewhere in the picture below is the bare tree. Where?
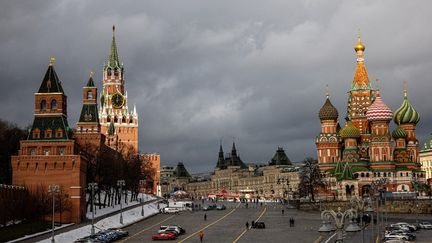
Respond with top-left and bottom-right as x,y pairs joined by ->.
298,157 -> 324,202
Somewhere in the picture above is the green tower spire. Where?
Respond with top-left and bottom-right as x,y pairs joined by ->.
107,25 -> 120,68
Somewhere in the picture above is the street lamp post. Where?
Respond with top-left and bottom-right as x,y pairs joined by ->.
88,182 -> 98,236
320,207 -> 358,242
371,178 -> 388,242
48,184 -> 60,243
351,196 -> 373,243
117,180 -> 126,224
139,179 -> 146,217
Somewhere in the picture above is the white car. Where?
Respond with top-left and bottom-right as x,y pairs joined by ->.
391,222 -> 417,231
384,233 -> 410,241
162,207 -> 181,214
419,222 -> 432,229
158,226 -> 181,235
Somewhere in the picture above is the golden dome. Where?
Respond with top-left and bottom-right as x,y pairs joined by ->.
354,38 -> 365,52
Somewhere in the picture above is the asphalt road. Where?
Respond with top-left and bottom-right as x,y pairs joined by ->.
118,201 -> 432,243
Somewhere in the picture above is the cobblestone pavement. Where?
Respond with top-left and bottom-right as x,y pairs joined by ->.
119,201 -> 432,243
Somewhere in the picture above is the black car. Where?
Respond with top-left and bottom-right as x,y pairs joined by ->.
253,221 -> 266,229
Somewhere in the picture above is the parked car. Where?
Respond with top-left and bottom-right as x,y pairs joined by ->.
216,204 -> 226,210
382,239 -> 407,243
419,222 -> 432,229
203,204 -> 217,211
152,232 -> 177,240
74,228 -> 129,243
391,222 -> 417,231
158,226 -> 181,236
252,221 -> 266,229
162,207 -> 182,214
384,233 -> 410,241
160,225 -> 186,234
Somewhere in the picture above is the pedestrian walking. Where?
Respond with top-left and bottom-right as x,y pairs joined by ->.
251,220 -> 255,228
199,231 -> 204,242
204,214 -> 207,221
292,218 -> 295,227
289,218 -> 292,227
282,209 -> 285,215
246,222 -> 249,229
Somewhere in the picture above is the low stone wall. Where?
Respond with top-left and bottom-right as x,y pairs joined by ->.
300,199 -> 432,214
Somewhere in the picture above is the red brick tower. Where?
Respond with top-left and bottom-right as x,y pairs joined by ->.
99,26 -> 139,153
11,59 -> 86,223
75,71 -> 104,147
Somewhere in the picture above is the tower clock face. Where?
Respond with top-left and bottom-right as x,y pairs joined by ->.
111,93 -> 124,108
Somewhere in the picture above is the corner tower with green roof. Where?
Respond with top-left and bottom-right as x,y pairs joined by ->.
11,59 -> 87,224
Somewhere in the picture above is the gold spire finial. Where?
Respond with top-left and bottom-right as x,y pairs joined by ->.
90,69 -> 94,78
404,80 -> 407,98
112,25 -> 115,35
354,30 -> 365,52
325,84 -> 330,98
49,57 -> 56,66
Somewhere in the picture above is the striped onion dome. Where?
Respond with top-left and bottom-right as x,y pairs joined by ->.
340,122 -> 360,138
392,126 -> 407,139
366,92 -> 393,121
319,96 -> 339,121
394,90 -> 420,125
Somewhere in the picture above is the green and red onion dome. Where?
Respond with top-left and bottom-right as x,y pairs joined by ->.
366,92 -> 393,121
394,94 -> 420,125
340,122 -> 360,138
392,126 -> 407,139
319,96 -> 339,121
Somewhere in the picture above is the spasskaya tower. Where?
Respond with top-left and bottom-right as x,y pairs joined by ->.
99,26 -> 139,153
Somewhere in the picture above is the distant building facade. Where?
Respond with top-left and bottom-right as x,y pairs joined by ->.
316,36 -> 426,200
419,136 -> 432,180
162,143 -> 300,200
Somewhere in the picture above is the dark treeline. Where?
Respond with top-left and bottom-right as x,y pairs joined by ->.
78,141 -> 155,213
0,119 -> 28,185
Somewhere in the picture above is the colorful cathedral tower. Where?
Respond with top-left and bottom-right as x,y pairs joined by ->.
99,26 -> 139,153
316,36 -> 425,199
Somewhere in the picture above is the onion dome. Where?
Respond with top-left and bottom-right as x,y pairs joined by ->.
354,37 -> 365,52
394,85 -> 420,125
392,126 -> 407,139
319,95 -> 339,121
366,92 -> 393,121
340,122 -> 360,138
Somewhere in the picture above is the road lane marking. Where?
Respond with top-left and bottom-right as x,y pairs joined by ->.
324,232 -> 336,243
232,206 -> 267,243
178,203 -> 241,243
119,214 -> 175,242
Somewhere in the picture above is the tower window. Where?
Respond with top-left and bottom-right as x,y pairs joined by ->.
114,116 -> 118,123
45,129 -> 52,138
56,128 -> 63,138
40,100 -> 47,111
114,68 -> 119,77
87,91 -> 93,99
33,128 -> 40,139
107,68 -> 112,76
59,147 -> 65,156
51,99 -> 57,110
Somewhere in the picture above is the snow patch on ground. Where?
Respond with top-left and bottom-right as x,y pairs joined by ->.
86,193 -> 156,219
38,200 -> 165,243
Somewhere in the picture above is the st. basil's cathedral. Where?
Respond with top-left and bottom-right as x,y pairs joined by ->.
316,36 -> 426,200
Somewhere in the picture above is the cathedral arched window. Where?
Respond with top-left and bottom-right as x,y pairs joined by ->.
114,68 -> 119,77
130,118 -> 133,124
87,91 -> 93,99
107,68 -> 112,76
40,100 -> 47,111
114,116 -> 118,123
107,116 -> 111,122
122,117 -> 126,123
51,99 -> 57,111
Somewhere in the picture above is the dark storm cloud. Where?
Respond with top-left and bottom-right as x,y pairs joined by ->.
1,0 -> 432,173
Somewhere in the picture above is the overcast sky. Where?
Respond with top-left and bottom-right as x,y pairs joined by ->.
1,0 -> 432,173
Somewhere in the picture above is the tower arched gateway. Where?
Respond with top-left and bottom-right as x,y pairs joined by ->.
316,36 -> 426,200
